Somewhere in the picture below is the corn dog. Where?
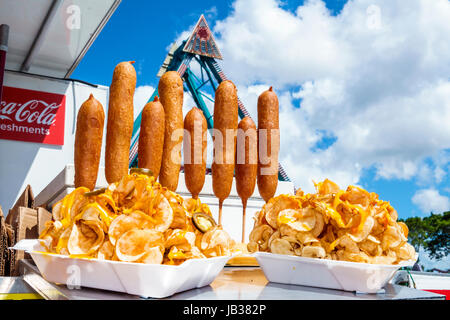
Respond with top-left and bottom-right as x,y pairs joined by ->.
183,107 -> 207,199
105,61 -> 136,184
212,80 -> 238,225
257,86 -> 280,202
74,94 -> 105,190
158,71 -> 184,191
138,96 -> 165,177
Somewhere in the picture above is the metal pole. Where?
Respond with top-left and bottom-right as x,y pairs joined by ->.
0,24 -> 9,104
20,0 -> 63,72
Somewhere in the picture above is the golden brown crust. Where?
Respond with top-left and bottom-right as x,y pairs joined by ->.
235,116 -> 258,204
105,61 -> 136,184
138,96 -> 165,177
211,80 -> 238,201
158,71 -> 184,191
183,107 -> 207,199
74,94 -> 105,190
257,86 -> 280,202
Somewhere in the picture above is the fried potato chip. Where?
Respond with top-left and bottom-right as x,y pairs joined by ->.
342,251 -> 370,263
337,234 -> 360,253
397,221 -> 409,238
68,220 -> 104,256
160,189 -> 187,230
201,227 -> 232,254
395,242 -> 415,261
359,235 -> 382,256
165,229 -> 196,251
36,172 -> 250,265
97,238 -> 115,260
165,246 -> 188,264
249,224 -> 274,251
247,241 -> 259,253
52,200 -> 63,221
55,227 -> 72,255
342,185 -> 370,208
139,246 -> 164,264
149,194 -> 174,232
270,238 -> 294,255
296,231 -> 319,245
382,225 -> 404,251
277,208 -> 316,232
268,230 -> 280,244
115,228 -> 164,262
370,250 -> 397,265
348,216 -> 374,243
278,224 -> 296,238
315,179 -> 340,195
265,195 -> 302,229
301,245 -> 326,259
247,178 -> 416,265
310,210 -> 324,237
108,210 -> 152,245
39,220 -> 64,250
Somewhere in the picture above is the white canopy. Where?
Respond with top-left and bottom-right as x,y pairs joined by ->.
0,0 -> 120,78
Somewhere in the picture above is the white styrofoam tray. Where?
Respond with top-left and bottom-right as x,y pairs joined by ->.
13,239 -> 231,298
253,251 -> 417,293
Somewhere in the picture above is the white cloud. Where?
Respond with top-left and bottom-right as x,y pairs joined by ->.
133,85 -> 155,120
412,188 -> 450,214
207,0 -> 450,196
214,0 -> 348,87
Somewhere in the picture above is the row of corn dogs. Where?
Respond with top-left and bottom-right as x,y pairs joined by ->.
73,61 -> 279,241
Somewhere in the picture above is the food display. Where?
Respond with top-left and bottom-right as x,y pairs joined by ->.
247,179 -> 416,265
211,80 -> 239,224
27,50 -> 417,297
74,94 -> 105,190
158,71 -> 184,191
7,6 -> 438,300
235,116 -> 258,242
257,86 -> 280,203
183,107 -> 208,199
138,96 -> 165,177
39,171 -> 234,265
105,61 -> 137,184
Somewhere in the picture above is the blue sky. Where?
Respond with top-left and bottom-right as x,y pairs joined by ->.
72,0 -> 234,87
72,0 -> 450,220
72,0 -> 345,87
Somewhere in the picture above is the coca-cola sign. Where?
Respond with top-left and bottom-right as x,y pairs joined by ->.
0,86 -> 65,145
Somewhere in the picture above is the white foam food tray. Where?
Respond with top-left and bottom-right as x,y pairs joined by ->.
13,239 -> 231,298
253,251 -> 417,293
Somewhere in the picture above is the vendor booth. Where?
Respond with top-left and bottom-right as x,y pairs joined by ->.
0,0 -> 446,302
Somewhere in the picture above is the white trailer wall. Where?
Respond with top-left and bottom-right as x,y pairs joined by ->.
0,70 -> 109,212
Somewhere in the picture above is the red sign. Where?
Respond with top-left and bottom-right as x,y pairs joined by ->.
0,86 -> 65,145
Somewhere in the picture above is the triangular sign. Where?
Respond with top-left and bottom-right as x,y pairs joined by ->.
182,15 -> 223,60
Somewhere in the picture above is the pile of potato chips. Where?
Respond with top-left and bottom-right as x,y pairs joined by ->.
39,172 -> 234,265
247,179 -> 416,264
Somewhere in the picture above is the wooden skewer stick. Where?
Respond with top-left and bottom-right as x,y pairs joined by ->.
241,199 -> 247,243
218,199 -> 224,226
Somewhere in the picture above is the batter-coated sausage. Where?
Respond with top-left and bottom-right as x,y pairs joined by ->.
74,94 -> 105,190
158,71 -> 184,191
138,96 -> 165,177
183,107 -> 207,199
105,61 -> 136,184
235,116 -> 257,242
211,80 -> 238,224
257,86 -> 280,202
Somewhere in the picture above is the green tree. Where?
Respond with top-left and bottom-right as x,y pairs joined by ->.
424,211 -> 449,260
400,211 -> 449,261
